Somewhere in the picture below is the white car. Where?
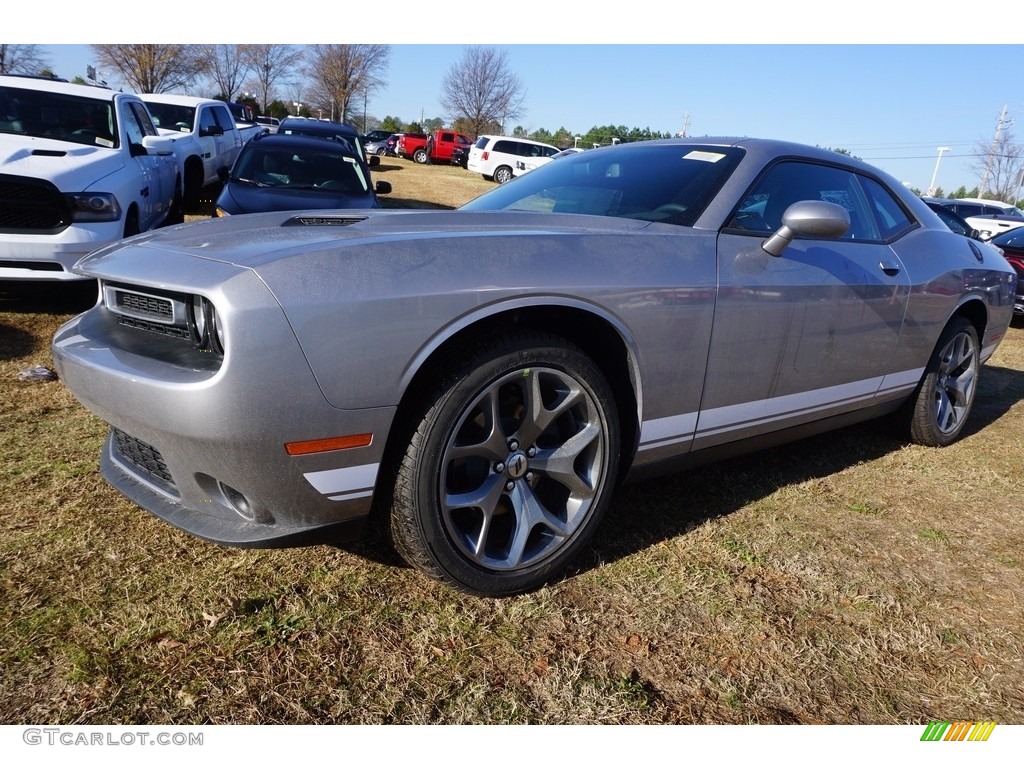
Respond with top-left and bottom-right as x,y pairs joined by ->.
513,146 -> 583,177
0,75 -> 179,281
930,197 -> 1024,240
468,135 -> 560,184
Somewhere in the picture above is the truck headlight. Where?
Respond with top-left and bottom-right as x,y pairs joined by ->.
66,192 -> 122,222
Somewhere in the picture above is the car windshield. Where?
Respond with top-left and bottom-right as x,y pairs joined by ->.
461,143 -> 745,227
0,85 -> 117,147
233,145 -> 370,193
992,229 -> 1024,248
144,101 -> 196,132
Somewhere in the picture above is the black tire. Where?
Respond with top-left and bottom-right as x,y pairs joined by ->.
376,147 -> 386,156
494,165 -> 513,184
902,316 -> 980,446
123,208 -> 140,238
386,332 -> 620,596
184,159 -> 204,212
164,178 -> 185,226
413,148 -> 428,164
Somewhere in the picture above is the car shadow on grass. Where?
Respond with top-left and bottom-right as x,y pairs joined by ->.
334,362 -> 1024,584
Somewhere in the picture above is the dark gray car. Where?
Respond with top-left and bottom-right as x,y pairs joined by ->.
52,137 -> 1017,596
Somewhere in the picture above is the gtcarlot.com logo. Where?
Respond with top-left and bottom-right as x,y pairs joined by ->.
921,721 -> 997,742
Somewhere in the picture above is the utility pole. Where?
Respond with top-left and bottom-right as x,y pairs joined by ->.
979,105 -> 1011,199
678,112 -> 691,138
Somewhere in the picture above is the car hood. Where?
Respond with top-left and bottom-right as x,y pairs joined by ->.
218,182 -> 379,214
0,134 -> 122,189
75,209 -> 658,275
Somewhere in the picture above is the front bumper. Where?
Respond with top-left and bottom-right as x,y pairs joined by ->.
52,270 -> 397,547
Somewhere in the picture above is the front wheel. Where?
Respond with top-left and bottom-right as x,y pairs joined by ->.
903,316 -> 980,446
493,165 -> 513,184
386,333 -> 620,596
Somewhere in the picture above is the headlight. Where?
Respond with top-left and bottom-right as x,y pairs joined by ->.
65,192 -> 121,222
189,295 -> 224,354
215,206 -> 231,217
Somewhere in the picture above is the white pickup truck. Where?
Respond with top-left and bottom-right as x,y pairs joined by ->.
0,74 -> 180,281
227,101 -> 267,145
140,94 -> 243,211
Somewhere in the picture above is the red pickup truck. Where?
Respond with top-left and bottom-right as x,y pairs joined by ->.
397,130 -> 472,164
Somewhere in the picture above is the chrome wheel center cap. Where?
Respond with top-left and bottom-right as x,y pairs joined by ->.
506,451 -> 529,479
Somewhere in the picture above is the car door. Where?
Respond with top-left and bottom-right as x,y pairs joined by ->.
196,106 -> 222,182
697,160 -> 912,450
122,101 -> 165,230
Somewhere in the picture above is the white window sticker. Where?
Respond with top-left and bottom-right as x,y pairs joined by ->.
684,150 -> 727,163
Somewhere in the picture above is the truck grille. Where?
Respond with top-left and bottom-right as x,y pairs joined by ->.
112,428 -> 176,491
0,175 -> 71,233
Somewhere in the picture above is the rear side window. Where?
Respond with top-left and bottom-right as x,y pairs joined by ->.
474,137 -> 490,149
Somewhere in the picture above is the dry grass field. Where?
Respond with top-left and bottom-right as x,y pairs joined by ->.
1,159 -> 1023,725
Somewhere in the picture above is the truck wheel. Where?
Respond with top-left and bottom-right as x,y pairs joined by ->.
494,166 -> 513,184
413,148 -> 428,164
123,208 -> 140,238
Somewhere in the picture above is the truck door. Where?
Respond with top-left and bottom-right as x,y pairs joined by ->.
122,101 -> 165,230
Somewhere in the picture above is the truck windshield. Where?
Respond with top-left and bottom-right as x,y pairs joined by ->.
143,101 -> 196,133
0,85 -> 117,148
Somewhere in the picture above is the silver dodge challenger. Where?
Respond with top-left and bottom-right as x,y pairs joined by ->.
52,138 -> 1018,596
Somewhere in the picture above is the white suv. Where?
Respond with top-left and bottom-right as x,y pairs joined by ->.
467,135 -> 560,184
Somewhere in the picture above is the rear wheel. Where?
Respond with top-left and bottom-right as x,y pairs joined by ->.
413,148 -> 428,164
494,165 -> 513,184
903,316 -> 980,446
387,332 -> 620,596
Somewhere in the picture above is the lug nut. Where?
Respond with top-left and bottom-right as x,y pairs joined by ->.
504,480 -> 515,492
495,462 -> 505,473
508,439 -> 519,450
527,446 -> 537,457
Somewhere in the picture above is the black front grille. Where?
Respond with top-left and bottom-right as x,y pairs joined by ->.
115,314 -> 192,339
0,174 -> 71,233
112,428 -> 175,489
116,290 -> 174,321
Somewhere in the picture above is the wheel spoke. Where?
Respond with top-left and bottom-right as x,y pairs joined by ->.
445,386 -> 509,463
516,369 -> 585,447
531,421 -> 603,498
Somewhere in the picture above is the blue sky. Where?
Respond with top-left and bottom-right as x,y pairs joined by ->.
10,7 -> 1024,196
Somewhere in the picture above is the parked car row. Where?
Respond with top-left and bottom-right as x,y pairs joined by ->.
923,196 -> 1024,240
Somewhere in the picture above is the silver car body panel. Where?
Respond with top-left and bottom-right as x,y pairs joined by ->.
52,138 -> 1018,546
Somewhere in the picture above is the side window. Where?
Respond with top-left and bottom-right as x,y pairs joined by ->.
861,177 -> 913,240
727,161 -> 877,240
198,108 -> 219,135
493,140 -> 513,154
128,102 -> 157,137
122,103 -> 146,147
440,132 -> 454,143
212,105 -> 234,130
543,146 -> 559,158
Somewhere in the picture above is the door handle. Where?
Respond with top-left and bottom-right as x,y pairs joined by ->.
879,261 -> 901,276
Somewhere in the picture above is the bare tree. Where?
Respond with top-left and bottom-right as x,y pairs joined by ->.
241,44 -> 305,118
971,119 -> 1024,203
206,44 -> 251,103
305,44 -> 390,126
0,44 -> 51,75
91,44 -> 211,93
440,46 -> 525,138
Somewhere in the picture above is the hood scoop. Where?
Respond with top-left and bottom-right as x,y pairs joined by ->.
282,214 -> 367,228
31,149 -> 67,157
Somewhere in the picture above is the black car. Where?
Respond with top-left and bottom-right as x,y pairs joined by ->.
362,129 -> 392,144
924,200 -> 980,239
451,143 -> 470,168
214,133 -> 391,217
276,118 -> 378,170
